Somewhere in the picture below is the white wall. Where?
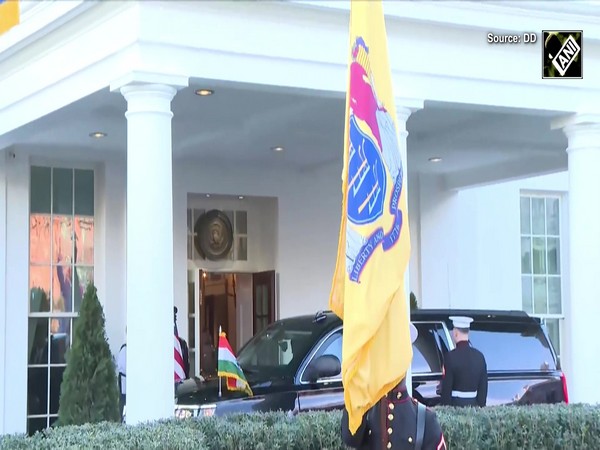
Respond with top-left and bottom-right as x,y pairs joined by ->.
417,171 -> 569,310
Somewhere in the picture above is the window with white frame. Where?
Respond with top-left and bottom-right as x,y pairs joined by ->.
28,167 -> 94,434
520,195 -> 563,359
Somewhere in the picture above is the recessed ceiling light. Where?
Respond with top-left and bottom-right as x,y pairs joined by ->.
205,194 -> 211,198
271,146 -> 284,152
89,131 -> 107,139
428,157 -> 442,163
195,89 -> 214,96
238,195 -> 244,200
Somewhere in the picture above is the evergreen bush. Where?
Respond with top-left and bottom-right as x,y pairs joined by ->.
57,283 -> 120,426
4,402 -> 600,449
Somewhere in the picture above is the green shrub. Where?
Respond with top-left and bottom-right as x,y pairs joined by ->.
57,284 -> 120,426
3,404 -> 600,449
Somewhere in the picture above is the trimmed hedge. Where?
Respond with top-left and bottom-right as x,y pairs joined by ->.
2,405 -> 600,449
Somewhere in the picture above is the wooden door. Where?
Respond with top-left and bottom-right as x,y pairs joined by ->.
252,271 -> 276,335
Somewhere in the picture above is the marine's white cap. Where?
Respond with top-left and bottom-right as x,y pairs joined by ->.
410,323 -> 418,344
449,316 -> 474,329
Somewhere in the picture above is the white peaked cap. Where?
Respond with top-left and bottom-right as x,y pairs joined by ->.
410,323 -> 418,344
449,316 -> 474,329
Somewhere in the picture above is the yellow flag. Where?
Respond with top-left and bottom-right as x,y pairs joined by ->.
329,0 -> 412,435
0,0 -> 19,35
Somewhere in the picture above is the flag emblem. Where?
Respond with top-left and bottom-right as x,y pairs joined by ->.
218,332 -> 253,396
346,37 -> 404,283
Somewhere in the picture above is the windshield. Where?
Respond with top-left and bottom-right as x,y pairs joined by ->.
237,320 -> 320,379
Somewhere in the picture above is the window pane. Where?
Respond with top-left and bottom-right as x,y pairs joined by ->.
546,198 -> 560,236
238,237 -> 248,261
548,277 -> 562,314
28,318 -> 49,365
30,167 -> 51,214
52,168 -> 73,215
49,366 -> 66,414
532,198 -> 545,235
30,215 -> 51,264
547,237 -> 560,275
74,217 -> 94,265
532,238 -> 547,274
50,328 -> 69,364
28,417 -> 48,436
411,323 -> 443,374
30,270 -> 51,312
74,170 -> 94,216
236,211 -> 247,234
188,317 -> 195,348
521,237 -> 531,274
520,197 -> 531,234
546,319 -> 560,357
27,367 -> 48,415
75,267 -> 93,312
52,266 -> 72,313
533,277 -> 548,314
522,276 -> 533,313
468,322 -> 557,371
188,282 -> 195,315
52,216 -> 73,265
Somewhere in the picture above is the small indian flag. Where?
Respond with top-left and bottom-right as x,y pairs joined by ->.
218,332 -> 253,396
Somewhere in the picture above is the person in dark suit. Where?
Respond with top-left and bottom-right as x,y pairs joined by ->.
341,324 -> 447,450
440,316 -> 488,407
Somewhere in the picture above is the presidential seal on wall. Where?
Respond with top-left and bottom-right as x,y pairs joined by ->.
194,209 -> 234,261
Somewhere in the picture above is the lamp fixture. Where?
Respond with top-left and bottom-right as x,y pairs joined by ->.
428,156 -> 442,163
195,89 -> 214,96
89,131 -> 107,139
205,194 -> 211,198
271,146 -> 284,152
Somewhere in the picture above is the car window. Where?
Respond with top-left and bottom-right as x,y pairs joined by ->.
237,320 -> 322,378
468,321 -> 557,371
301,330 -> 342,382
411,322 -> 444,374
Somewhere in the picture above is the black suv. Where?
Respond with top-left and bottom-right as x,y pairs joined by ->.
174,309 -> 567,418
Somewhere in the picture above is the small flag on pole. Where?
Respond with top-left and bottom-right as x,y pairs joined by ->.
174,324 -> 186,382
218,331 -> 253,396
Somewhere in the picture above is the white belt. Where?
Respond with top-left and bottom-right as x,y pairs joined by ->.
452,390 -> 477,399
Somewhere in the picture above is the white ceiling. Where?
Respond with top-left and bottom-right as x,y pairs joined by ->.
0,78 -> 568,182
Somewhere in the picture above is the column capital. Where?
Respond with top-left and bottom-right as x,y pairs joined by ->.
395,97 -> 424,123
110,70 -> 189,94
551,112 -> 600,153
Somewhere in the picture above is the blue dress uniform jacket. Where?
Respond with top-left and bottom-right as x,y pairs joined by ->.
341,385 -> 447,450
440,341 -> 488,407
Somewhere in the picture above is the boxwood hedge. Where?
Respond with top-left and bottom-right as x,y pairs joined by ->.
1,404 -> 598,449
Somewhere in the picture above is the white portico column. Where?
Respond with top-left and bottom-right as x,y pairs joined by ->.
111,74 -> 188,424
396,98 -> 424,394
553,112 -> 600,403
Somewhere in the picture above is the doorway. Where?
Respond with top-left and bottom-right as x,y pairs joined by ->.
187,270 -> 276,379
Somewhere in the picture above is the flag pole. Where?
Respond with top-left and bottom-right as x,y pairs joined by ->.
218,325 -> 222,398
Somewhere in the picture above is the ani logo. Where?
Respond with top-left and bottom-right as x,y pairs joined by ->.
345,37 -> 405,283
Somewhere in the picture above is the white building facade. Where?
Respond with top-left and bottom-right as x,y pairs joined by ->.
1,0 -> 599,436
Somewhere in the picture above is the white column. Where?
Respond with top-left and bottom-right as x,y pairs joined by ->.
112,73 -> 188,425
0,151 -> 6,434
3,150 -> 29,434
395,99 -> 423,394
553,112 -> 600,403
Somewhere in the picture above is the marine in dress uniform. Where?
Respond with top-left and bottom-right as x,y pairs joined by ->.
440,316 -> 488,407
341,324 -> 447,450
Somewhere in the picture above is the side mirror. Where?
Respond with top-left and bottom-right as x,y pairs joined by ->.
304,355 -> 341,383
